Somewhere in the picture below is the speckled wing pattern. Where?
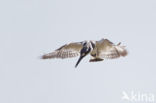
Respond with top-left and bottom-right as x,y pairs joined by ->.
42,42 -> 83,59
95,39 -> 128,59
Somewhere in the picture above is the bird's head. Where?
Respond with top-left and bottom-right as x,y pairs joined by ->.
75,42 -> 91,68
82,41 -> 90,47
82,41 -> 94,50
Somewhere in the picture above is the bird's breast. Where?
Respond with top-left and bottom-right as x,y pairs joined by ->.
90,48 -> 97,57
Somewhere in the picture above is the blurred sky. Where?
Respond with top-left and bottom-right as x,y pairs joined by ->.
0,0 -> 156,103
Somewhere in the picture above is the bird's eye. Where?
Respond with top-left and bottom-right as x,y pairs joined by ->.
83,42 -> 87,46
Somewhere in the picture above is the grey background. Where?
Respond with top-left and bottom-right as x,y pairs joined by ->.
0,0 -> 156,103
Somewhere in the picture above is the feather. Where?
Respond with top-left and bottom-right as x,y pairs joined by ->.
41,42 -> 83,59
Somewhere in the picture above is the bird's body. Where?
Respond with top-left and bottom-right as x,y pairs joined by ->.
41,38 -> 128,67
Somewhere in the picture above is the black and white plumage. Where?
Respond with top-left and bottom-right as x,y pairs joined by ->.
41,38 -> 128,67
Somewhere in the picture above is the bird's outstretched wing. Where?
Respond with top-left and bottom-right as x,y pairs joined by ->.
95,39 -> 128,59
41,42 -> 83,59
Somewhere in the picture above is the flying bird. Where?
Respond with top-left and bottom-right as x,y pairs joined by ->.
41,38 -> 128,67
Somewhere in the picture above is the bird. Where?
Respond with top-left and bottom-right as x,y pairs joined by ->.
41,38 -> 128,68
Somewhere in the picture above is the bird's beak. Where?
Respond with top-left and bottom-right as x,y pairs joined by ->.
75,56 -> 84,68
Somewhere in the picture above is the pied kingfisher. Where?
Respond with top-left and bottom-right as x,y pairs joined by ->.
41,38 -> 128,67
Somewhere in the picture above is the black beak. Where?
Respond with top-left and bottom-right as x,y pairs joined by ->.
75,56 -> 84,68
